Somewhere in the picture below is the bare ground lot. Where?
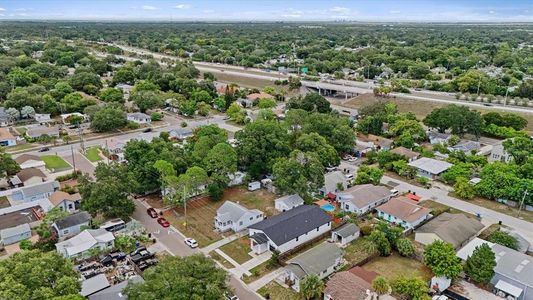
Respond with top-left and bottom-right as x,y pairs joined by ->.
340,94 -> 533,131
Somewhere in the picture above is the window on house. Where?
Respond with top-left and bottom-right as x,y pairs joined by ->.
250,217 -> 253,221
239,221 -> 243,226
63,230 -> 69,234
316,227 -> 319,232
68,204 -> 73,209
296,237 -> 299,242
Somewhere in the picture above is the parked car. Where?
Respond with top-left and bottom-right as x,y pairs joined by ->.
38,147 -> 50,152
143,128 -> 152,133
224,292 -> 239,300
147,207 -> 158,218
347,157 -> 358,163
325,166 -> 337,172
345,174 -> 354,180
390,189 -> 399,197
157,217 -> 170,228
184,238 -> 198,248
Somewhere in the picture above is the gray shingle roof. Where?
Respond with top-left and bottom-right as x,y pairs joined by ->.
216,201 -> 262,223
54,211 -> 92,230
89,276 -> 144,300
408,157 -> 453,175
416,212 -> 484,248
332,223 -> 359,238
337,184 -> 391,209
275,194 -> 304,207
80,274 -> 110,297
249,205 -> 331,246
17,181 -> 59,198
0,223 -> 31,239
286,243 -> 342,279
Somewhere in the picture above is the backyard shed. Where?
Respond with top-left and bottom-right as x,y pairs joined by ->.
0,223 -> 31,245
247,181 -> 261,191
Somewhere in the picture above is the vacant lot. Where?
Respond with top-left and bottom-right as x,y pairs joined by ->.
344,237 -> 378,266
419,200 -> 473,217
341,93 -> 533,131
84,147 -> 102,162
363,252 -> 433,281
258,282 -> 300,300
163,186 -> 277,247
41,155 -> 71,172
219,236 -> 252,264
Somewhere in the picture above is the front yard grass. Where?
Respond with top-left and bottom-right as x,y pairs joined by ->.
162,186 -> 278,247
419,200 -> 473,217
40,155 -> 71,172
84,147 -> 102,162
209,250 -> 234,269
362,252 -> 433,281
242,260 -> 279,284
258,281 -> 301,300
218,236 -> 252,264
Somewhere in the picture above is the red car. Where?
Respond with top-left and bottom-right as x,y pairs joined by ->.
147,208 -> 158,218
157,217 -> 170,228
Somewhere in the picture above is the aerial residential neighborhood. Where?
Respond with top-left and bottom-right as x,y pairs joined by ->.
0,1 -> 532,300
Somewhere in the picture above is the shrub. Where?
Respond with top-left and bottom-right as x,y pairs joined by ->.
360,224 -> 373,236
372,276 -> 390,295
488,230 -> 519,250
150,112 -> 162,121
396,238 -> 415,257
126,121 -> 140,130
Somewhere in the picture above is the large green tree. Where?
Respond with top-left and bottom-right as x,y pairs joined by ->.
0,148 -> 20,179
464,244 -> 496,284
424,240 -> 462,280
355,166 -> 384,185
299,274 -> 324,300
295,132 -> 340,168
503,137 -> 533,165
391,276 -> 429,300
90,106 -> 127,132
0,250 -> 83,300
125,255 -> 229,300
130,90 -> 163,113
272,150 -> 324,198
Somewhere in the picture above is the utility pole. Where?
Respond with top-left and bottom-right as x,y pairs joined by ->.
182,186 -> 187,229
78,127 -> 85,154
504,85 -> 510,107
70,145 -> 76,173
517,190 -> 528,218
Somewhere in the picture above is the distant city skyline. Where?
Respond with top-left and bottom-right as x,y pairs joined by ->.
0,0 -> 531,22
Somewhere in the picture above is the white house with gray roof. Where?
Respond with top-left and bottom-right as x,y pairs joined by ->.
214,201 -> 264,233
330,223 -> 359,246
448,140 -> 480,155
11,181 -> 60,202
284,243 -> 343,292
56,228 -> 114,258
127,112 -> 151,124
52,211 -> 92,238
457,238 -> 533,300
274,194 -> 304,212
337,184 -> 392,215
0,223 -> 31,245
249,205 -> 332,254
318,170 -> 348,197
408,157 -> 453,179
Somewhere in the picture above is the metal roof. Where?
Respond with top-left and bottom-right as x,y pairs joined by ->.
89,276 -> 144,300
275,194 -> 304,207
332,223 -> 359,238
408,157 -> 453,175
80,274 -> 110,297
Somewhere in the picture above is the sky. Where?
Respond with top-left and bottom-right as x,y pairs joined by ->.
0,0 -> 531,22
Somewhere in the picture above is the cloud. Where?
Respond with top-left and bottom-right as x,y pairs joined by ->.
142,5 -> 157,10
389,10 -> 401,14
329,6 -> 351,15
281,8 -> 303,18
202,9 -> 214,14
15,8 -> 28,12
0,7 -> 5,11
489,10 -> 495,14
174,4 -> 191,9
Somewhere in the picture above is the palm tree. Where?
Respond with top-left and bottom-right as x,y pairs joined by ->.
299,274 -> 324,300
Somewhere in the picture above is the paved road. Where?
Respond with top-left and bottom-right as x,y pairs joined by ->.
132,199 -> 262,300
62,152 -> 96,176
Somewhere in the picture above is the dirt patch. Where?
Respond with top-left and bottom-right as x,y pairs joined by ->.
362,252 -> 433,281
0,196 -> 10,209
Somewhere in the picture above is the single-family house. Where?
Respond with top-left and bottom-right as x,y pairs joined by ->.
448,141 -> 480,155
15,154 -> 46,170
55,228 -> 114,258
214,201 -> 264,233
249,205 -> 332,254
324,268 -> 378,300
0,107 -> 13,127
34,113 -> 52,125
415,212 -> 484,249
318,170 -> 348,197
13,168 -> 47,186
274,194 -> 304,212
105,138 -> 127,161
428,132 -> 451,145
390,147 -> 420,162
11,181 -> 60,202
489,142 -> 513,163
127,113 -> 151,124
337,184 -> 392,215
376,196 -> 432,229
169,127 -> 193,140
26,125 -> 60,139
246,92 -> 273,102
80,274 -> 110,297
408,157 -> 453,179
52,211 -> 92,238
115,83 -> 133,94
330,223 -> 359,246
457,238 -> 533,300
88,275 -> 144,300
0,128 -> 16,146
356,134 -> 393,151
284,243 -> 343,292
49,191 -> 82,213
0,223 -> 32,245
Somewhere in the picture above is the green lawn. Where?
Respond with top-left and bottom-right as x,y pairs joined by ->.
41,155 -> 71,172
219,237 -> 252,264
242,260 -> 279,284
362,252 -> 433,281
344,237 -> 378,266
258,282 -> 301,300
84,147 -> 102,162
209,251 -> 234,269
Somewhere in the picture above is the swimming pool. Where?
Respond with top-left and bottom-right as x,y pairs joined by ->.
321,204 -> 336,212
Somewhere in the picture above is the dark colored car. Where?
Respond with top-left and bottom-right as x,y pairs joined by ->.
157,217 -> 170,228
38,147 -> 50,152
147,207 -> 158,218
143,128 -> 152,133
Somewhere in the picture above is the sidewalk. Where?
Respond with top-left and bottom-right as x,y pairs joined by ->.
248,269 -> 284,291
200,232 -> 244,254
